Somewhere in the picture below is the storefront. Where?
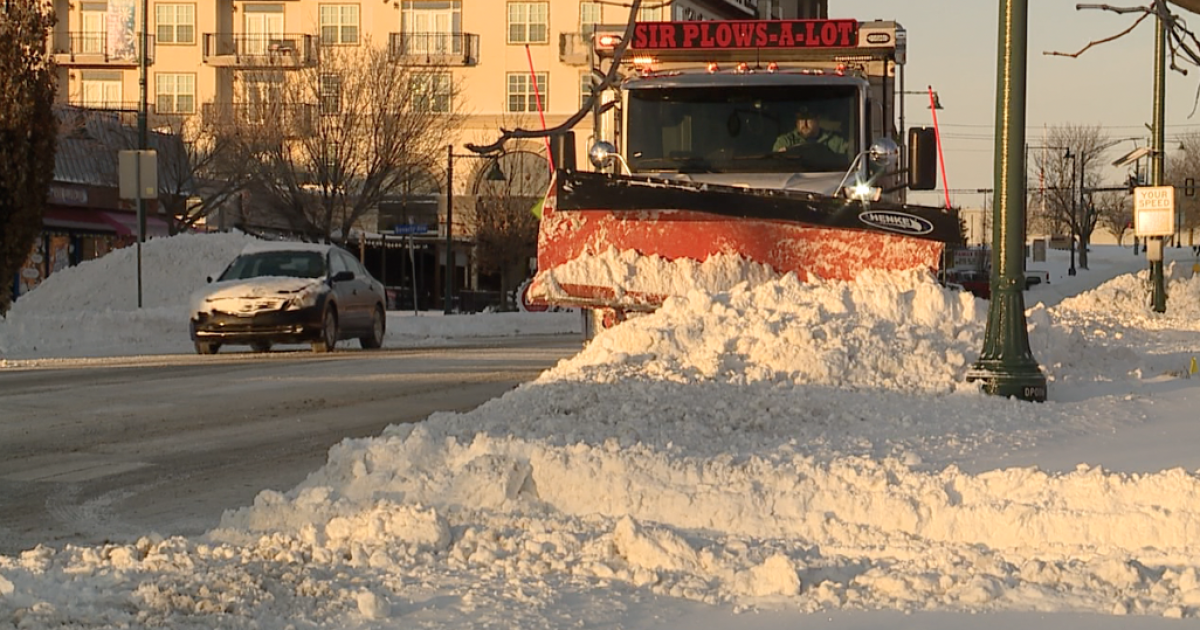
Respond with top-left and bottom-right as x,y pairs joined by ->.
14,183 -> 170,299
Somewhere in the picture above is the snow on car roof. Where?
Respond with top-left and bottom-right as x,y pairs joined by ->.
239,241 -> 336,255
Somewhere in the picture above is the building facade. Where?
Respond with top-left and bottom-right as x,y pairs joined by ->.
42,0 -> 828,308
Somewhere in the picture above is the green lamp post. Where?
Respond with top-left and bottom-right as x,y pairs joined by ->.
965,0 -> 1048,402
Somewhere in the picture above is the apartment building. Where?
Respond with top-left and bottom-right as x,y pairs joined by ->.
37,0 -> 827,307
48,0 -> 826,180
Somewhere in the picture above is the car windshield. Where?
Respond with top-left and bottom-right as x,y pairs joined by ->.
218,251 -> 326,281
626,84 -> 859,174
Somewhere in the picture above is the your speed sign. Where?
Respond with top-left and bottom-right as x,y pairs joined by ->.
1134,186 -> 1176,237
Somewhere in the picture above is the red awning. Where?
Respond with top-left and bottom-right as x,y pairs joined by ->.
101,211 -> 172,237
43,207 -> 118,233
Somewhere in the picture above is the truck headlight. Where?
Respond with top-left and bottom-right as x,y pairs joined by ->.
843,183 -> 882,202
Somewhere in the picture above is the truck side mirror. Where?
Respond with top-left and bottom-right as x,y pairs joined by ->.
908,127 -> 938,191
551,132 -> 576,171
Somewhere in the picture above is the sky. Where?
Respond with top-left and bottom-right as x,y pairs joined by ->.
838,0 -> 1200,208
5,233 -> 1200,628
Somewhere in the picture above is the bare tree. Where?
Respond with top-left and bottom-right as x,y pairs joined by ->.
150,112 -> 251,234
219,41 -> 464,242
1028,124 -> 1111,270
1169,131 -> 1200,245
1094,189 -> 1135,245
469,148 -> 549,310
91,108 -> 249,234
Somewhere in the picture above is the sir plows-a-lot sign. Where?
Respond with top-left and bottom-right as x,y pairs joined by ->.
1134,186 -> 1176,237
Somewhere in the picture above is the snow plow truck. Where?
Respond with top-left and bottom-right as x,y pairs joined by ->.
524,18 -> 962,330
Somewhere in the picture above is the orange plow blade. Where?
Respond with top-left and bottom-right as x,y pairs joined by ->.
527,171 -> 960,311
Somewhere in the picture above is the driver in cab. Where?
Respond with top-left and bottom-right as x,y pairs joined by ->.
773,107 -> 848,156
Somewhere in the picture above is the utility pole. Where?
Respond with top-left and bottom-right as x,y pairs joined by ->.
136,0 -> 149,308
1150,1 -> 1168,313
966,0 -> 1047,402
445,144 -> 455,315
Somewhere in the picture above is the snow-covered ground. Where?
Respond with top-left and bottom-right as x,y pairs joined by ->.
3,233 -> 1200,630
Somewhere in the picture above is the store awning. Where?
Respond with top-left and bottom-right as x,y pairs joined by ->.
43,207 -> 118,233
101,211 -> 172,237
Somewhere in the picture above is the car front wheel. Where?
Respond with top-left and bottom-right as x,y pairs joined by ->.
311,308 -> 338,353
360,305 -> 385,350
194,341 -> 221,355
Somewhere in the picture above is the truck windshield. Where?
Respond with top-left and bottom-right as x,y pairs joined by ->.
626,85 -> 859,175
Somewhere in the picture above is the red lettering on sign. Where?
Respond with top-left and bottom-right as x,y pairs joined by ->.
820,21 -> 838,46
838,21 -> 856,46
715,23 -> 733,47
633,23 -> 649,48
662,23 -> 677,48
778,22 -> 795,47
627,19 -> 859,50
732,22 -> 755,47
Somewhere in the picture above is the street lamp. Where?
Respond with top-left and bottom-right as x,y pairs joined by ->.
898,88 -> 944,147
1063,149 -> 1079,276
445,144 -> 505,314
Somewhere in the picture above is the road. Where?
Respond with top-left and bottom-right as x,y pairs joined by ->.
0,336 -> 582,555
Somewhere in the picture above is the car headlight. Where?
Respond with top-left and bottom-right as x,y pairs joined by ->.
285,284 -> 322,310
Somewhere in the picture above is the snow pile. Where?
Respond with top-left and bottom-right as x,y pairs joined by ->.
1030,263 -> 1200,384
535,247 -> 781,304
563,268 -> 984,394
0,232 -> 256,358
0,232 -> 579,359
6,241 -> 1200,627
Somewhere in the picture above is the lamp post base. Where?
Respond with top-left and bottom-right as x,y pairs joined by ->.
966,360 -> 1047,402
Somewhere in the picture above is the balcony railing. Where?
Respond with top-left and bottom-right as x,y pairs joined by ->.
388,32 -> 479,66
52,31 -> 155,64
203,102 -> 316,137
559,32 -> 591,65
202,33 -> 319,68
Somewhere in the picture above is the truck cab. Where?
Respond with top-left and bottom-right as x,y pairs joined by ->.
588,19 -> 933,200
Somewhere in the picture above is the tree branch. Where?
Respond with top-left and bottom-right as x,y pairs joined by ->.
1044,12 -> 1150,57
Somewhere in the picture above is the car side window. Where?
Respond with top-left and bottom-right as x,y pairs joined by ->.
350,255 -> 372,281
328,251 -> 351,276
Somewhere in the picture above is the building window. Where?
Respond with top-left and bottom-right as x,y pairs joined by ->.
319,4 -> 359,45
579,72 -> 592,109
156,4 -> 195,44
243,71 -> 284,123
507,72 -> 547,112
508,2 -> 548,44
579,1 -> 601,35
81,3 -> 107,54
402,1 -> 462,54
412,73 -> 452,112
80,70 -> 123,108
320,73 -> 341,114
155,73 -> 195,114
638,5 -> 664,21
